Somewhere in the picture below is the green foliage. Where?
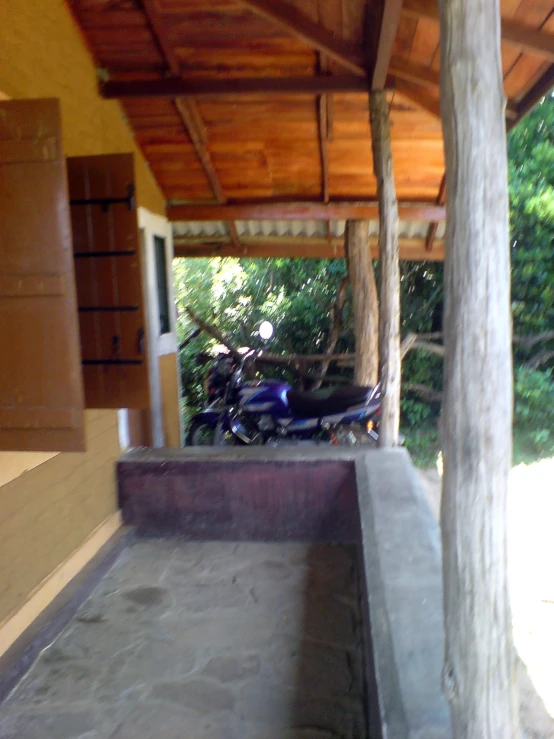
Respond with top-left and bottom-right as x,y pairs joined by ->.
174,257 -> 350,414
514,367 -> 554,454
175,95 -> 553,462
508,94 -> 554,346
402,424 -> 440,469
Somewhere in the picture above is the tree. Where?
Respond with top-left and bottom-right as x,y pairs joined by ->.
439,0 -> 518,735
345,220 -> 379,386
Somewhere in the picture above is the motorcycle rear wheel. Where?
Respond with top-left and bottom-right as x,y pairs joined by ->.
186,419 -> 216,446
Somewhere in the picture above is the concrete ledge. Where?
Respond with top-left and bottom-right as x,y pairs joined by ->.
358,448 -> 451,739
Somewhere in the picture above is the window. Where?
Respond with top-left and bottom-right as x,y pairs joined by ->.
154,235 -> 170,336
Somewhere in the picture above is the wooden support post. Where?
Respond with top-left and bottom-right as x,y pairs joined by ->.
370,91 -> 401,447
439,1 -> 518,737
345,221 -> 379,386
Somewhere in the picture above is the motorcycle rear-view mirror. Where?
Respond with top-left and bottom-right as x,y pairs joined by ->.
258,321 -> 274,341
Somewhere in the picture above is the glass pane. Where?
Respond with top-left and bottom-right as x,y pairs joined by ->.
154,235 -> 170,335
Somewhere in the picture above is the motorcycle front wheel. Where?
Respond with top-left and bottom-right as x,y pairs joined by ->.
186,419 -> 241,446
187,419 -> 217,446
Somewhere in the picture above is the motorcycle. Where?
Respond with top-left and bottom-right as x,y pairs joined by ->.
186,322 -> 381,447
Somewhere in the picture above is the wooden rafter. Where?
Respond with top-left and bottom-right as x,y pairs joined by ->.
240,0 -> 366,76
141,0 -> 180,75
389,57 -> 440,89
425,174 -> 446,252
402,0 -> 554,62
394,79 -> 441,118
317,93 -> 330,203
167,201 -> 446,221
140,0 -> 234,235
227,221 -> 242,252
174,98 -> 225,203
367,0 -> 404,90
100,76 -> 370,99
173,235 -> 445,261
513,65 -> 554,125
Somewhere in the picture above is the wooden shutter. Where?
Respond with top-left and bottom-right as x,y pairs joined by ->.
67,154 -> 150,409
0,99 -> 85,451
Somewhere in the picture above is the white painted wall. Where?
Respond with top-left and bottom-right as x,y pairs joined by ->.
116,207 -> 182,448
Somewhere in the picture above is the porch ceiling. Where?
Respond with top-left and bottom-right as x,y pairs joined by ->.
68,0 -> 554,258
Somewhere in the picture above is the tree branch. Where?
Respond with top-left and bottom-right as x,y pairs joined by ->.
312,275 -> 349,389
178,327 -> 201,351
403,382 -> 443,402
513,331 -> 554,348
525,349 -> 554,369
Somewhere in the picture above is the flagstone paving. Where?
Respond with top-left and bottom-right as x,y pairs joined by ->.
0,540 -> 367,739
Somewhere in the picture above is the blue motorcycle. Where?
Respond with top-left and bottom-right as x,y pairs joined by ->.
186,323 -> 381,447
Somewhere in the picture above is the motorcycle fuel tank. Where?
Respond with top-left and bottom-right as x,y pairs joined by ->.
238,380 -> 291,416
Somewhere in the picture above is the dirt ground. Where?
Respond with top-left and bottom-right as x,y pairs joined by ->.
418,458 -> 554,739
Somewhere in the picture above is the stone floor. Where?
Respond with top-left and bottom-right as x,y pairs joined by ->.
0,540 -> 367,739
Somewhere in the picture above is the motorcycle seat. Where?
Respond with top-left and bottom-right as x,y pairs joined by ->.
287,385 -> 375,417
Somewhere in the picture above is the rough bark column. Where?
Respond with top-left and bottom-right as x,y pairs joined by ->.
345,220 -> 379,386
439,1 -> 518,737
370,92 -> 400,447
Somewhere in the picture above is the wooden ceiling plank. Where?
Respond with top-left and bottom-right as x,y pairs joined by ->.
402,0 -> 554,61
239,0 -> 367,75
141,0 -> 181,75
368,0 -> 404,90
167,201 -> 446,221
100,76 -> 371,99
174,98 -> 226,202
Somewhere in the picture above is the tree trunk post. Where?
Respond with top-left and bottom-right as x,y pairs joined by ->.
370,91 -> 401,447
439,1 -> 518,736
345,220 -> 379,386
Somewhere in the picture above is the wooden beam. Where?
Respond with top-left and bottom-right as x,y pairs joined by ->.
512,65 -> 554,126
371,89 -> 401,448
403,0 -> 554,62
317,94 -> 330,203
173,235 -> 445,260
141,0 -> 180,75
227,221 -> 242,251
367,0 -> 404,90
240,0 -> 366,76
174,98 -> 225,203
167,201 -> 446,221
425,173 -> 446,251
501,18 -> 554,63
100,75 -> 371,100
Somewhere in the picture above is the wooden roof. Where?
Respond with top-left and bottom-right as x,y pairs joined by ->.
68,0 -> 554,257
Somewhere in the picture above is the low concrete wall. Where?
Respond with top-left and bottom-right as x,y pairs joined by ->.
118,448 -> 358,541
117,446 -> 452,739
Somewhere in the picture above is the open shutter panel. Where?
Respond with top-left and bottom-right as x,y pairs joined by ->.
0,99 -> 85,451
67,154 -> 150,409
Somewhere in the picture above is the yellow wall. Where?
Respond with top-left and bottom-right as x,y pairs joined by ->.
159,353 -> 182,447
0,411 -> 119,625
0,0 -> 165,215
0,1 -> 166,627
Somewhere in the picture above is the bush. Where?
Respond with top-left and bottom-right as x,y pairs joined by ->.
514,367 -> 554,453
